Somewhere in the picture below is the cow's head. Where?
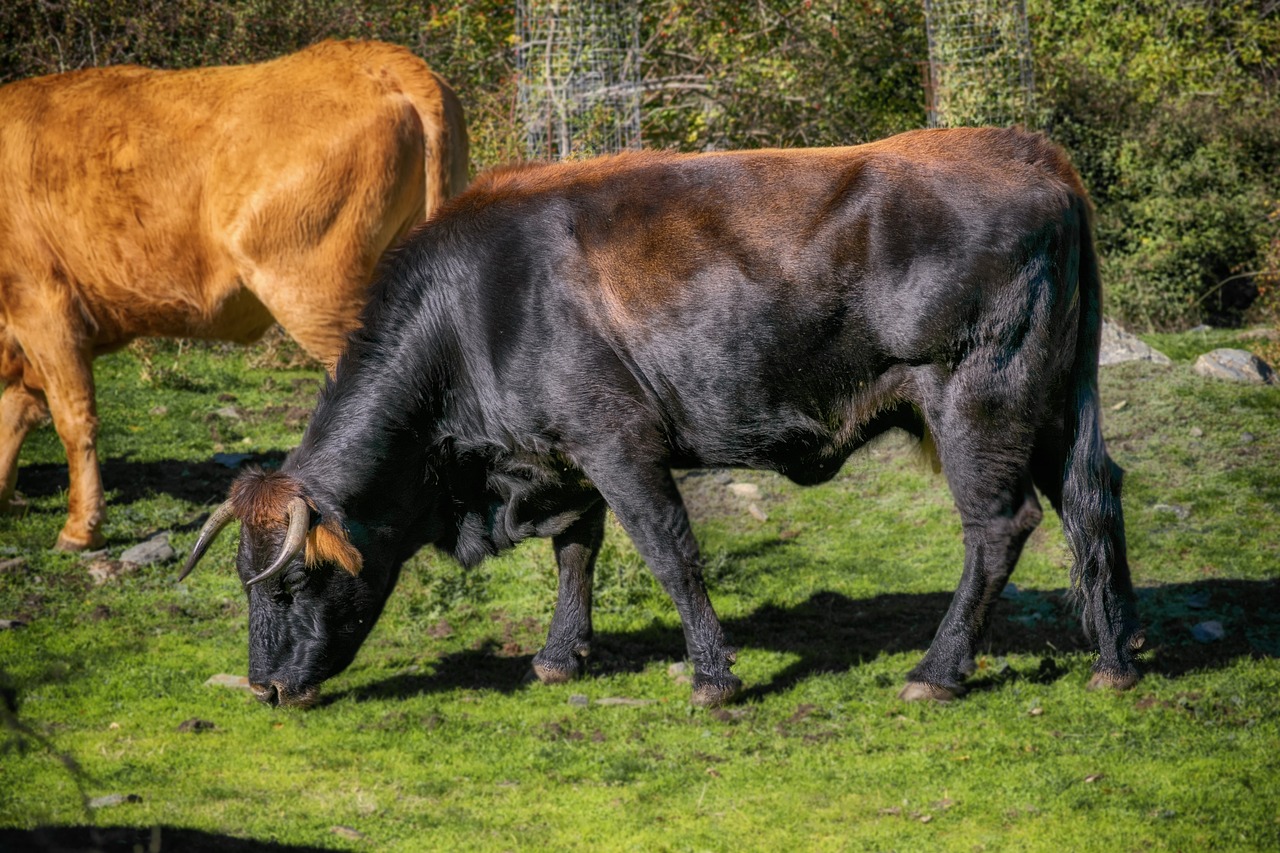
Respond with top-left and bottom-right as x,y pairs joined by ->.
180,469 -> 396,707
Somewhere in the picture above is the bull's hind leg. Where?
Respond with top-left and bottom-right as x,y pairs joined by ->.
533,502 -> 606,684
900,383 -> 1044,701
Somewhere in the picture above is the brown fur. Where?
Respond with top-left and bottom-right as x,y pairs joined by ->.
228,469 -> 362,576
0,40 -> 469,549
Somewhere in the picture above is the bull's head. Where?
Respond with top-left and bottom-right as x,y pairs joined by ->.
180,469 -> 393,707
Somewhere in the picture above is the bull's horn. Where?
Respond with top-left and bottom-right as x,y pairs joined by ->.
178,500 -> 237,581
243,497 -> 310,588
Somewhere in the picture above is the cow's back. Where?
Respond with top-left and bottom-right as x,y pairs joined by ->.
0,40 -> 458,361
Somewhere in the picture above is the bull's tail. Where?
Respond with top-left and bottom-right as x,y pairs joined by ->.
1058,198 -> 1142,685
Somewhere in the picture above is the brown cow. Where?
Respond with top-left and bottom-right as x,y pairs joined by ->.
0,39 -> 468,550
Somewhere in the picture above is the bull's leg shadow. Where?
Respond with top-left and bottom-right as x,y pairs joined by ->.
532,502 -> 606,684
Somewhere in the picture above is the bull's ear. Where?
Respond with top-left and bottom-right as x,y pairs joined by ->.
305,519 -> 363,576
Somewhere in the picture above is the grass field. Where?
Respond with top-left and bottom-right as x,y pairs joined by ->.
1,331 -> 1277,852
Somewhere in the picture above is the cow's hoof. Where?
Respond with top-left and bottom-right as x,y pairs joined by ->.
898,681 -> 959,702
54,530 -> 105,551
531,647 -> 587,684
1087,668 -> 1140,691
691,674 -> 742,708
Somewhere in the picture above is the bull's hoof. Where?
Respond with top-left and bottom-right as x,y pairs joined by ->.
691,674 -> 743,708
54,529 -> 106,552
531,647 -> 587,685
898,681 -> 959,703
1087,668 -> 1140,692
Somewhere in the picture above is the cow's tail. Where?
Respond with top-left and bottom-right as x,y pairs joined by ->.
396,60 -> 470,217
1058,197 -> 1140,676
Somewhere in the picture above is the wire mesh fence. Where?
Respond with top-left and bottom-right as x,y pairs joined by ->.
515,0 -> 642,161
923,0 -> 1035,128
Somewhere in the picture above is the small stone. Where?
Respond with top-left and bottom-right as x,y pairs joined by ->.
331,826 -> 367,841
1189,427 -> 1204,438
1152,503 -> 1190,520
567,694 -> 589,707
1185,590 -> 1211,610
1240,432 -> 1256,444
1190,621 -> 1225,643
177,718 -> 216,733
120,532 -> 176,567
88,793 -> 142,809
86,559 -> 129,586
205,673 -> 251,690
747,503 -> 768,522
213,452 -> 253,468
1192,349 -> 1277,385
213,406 -> 242,420
728,482 -> 761,499
999,582 -> 1020,600
595,697 -> 655,707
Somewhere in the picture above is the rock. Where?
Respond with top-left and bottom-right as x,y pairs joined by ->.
1189,427 -> 1204,438
1239,328 -> 1280,341
213,452 -> 253,468
1192,349 -> 1277,385
567,693 -> 589,708
86,559 -> 129,586
120,532 -> 176,567
1185,590 -> 1211,610
213,405 -> 243,420
177,718 -> 217,733
1190,621 -> 1225,643
1241,432 -> 1257,444
1099,321 -> 1173,366
728,482 -> 761,499
0,619 -> 26,631
1152,503 -> 1190,520
205,673 -> 251,690
88,794 -> 142,809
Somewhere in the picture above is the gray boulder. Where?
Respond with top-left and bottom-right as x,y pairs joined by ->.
1099,321 -> 1172,366
120,532 -> 176,566
1192,349 -> 1277,385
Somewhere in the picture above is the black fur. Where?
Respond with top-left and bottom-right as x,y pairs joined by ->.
231,128 -> 1142,704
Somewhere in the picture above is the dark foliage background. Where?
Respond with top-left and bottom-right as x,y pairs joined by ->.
3,0 -> 1277,330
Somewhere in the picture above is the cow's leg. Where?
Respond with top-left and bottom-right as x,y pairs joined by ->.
582,449 -> 740,706
532,502 -> 606,684
15,327 -> 105,550
899,379 -> 1044,701
0,382 -> 50,511
901,466 -> 1043,701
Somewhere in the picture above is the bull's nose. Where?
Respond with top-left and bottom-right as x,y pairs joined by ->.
250,682 -> 280,706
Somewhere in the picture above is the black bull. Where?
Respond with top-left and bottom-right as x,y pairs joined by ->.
183,127 -> 1143,708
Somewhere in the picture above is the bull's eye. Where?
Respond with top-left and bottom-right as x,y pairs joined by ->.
283,567 -> 308,594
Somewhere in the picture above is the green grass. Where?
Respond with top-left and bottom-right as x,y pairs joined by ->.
1,336 -> 1277,851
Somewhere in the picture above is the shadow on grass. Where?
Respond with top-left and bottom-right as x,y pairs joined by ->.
0,826 -> 331,852
14,453 -> 288,509
334,578 -> 1279,705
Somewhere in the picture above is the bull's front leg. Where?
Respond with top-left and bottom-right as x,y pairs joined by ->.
533,501 -> 606,684
585,455 -> 741,707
